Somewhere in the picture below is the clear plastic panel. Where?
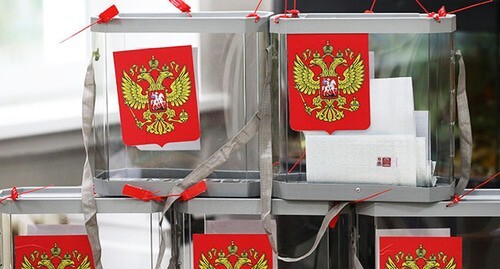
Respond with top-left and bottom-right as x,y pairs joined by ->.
1,212 -> 161,269
358,215 -> 500,268
175,212 -> 352,269
93,31 -> 267,181
273,32 -> 453,187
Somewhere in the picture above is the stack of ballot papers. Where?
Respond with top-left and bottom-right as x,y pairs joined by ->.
305,77 -> 436,187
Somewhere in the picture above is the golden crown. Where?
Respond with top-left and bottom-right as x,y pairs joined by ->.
228,241 -> 238,254
416,244 -> 426,258
51,243 -> 61,256
149,56 -> 159,69
323,41 -> 333,55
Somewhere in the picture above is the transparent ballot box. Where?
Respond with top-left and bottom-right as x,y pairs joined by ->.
356,190 -> 500,269
0,187 -> 162,269
172,198 -> 352,269
90,12 -> 272,197
270,14 -> 457,201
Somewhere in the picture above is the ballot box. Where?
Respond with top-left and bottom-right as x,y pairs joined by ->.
356,190 -> 500,268
90,12 -> 272,197
270,13 -> 460,202
0,187 -> 162,269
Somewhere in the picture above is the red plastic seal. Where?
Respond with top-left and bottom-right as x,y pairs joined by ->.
247,13 -> 260,23
438,6 -> 447,17
10,186 -> 19,201
329,215 -> 340,229
179,181 -> 207,201
169,0 -> 191,13
287,9 -> 300,18
98,5 -> 119,24
60,4 -> 119,43
122,184 -> 162,202
427,12 -> 440,22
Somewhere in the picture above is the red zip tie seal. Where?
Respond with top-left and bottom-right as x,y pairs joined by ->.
273,14 -> 290,24
364,0 -> 377,13
275,0 -> 300,23
448,0 -> 493,14
169,0 -> 192,17
287,152 -> 305,173
11,186 -> 19,201
446,170 -> 500,207
98,5 -> 119,23
122,184 -> 163,202
0,185 -> 53,204
247,13 -> 261,23
247,0 -> 263,23
122,181 -> 207,202
286,9 -> 300,18
59,5 -> 119,44
273,11 -> 300,24
329,188 -> 392,229
438,6 -> 448,17
179,181 -> 207,201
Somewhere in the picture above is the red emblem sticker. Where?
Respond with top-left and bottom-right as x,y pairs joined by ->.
193,234 -> 273,269
380,237 -> 462,269
287,34 -> 370,134
113,46 -> 200,146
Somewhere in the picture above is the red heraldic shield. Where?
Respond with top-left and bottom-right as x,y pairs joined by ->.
193,234 -> 273,269
15,235 -> 95,269
287,34 -> 370,133
113,46 -> 200,146
379,237 -> 462,269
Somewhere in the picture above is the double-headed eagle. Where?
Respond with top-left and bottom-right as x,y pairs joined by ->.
198,241 -> 268,269
384,244 -> 458,269
21,245 -> 92,269
292,41 -> 365,122
121,56 -> 191,135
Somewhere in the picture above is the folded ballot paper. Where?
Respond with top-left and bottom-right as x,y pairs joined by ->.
305,77 -> 435,186
306,135 -> 417,186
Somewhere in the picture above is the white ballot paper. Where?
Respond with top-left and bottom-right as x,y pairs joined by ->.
416,137 -> 432,187
305,135 -> 417,186
415,110 -> 430,159
333,77 -> 416,136
305,77 -> 420,186
415,110 -> 437,186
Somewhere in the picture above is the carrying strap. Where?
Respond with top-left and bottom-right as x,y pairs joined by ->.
350,226 -> 364,269
277,202 -> 349,262
155,101 -> 265,269
81,57 -> 103,269
260,46 -> 277,251
258,45 -> 350,263
454,50 -> 473,196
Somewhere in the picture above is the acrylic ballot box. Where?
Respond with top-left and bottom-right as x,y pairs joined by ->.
90,12 -> 272,197
356,190 -> 500,268
172,197 -> 352,269
270,13 -> 457,202
0,187 -> 163,269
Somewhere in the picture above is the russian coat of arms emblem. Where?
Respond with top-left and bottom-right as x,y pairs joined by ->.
113,46 -> 200,146
380,237 -> 462,269
287,34 -> 370,133
16,235 -> 95,269
193,234 -> 273,269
